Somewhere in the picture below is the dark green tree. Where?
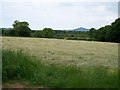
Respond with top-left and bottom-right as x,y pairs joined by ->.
42,28 -> 54,38
2,28 -> 13,36
89,28 -> 96,40
111,18 -> 120,43
12,20 -> 31,37
91,18 -> 120,43
104,25 -> 112,42
33,30 -> 43,38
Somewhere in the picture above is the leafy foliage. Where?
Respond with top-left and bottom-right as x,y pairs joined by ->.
42,28 -> 54,38
1,18 -> 120,42
89,18 -> 120,43
12,20 -> 31,37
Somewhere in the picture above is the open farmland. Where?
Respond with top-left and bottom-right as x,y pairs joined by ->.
2,36 -> 118,67
2,36 -> 119,88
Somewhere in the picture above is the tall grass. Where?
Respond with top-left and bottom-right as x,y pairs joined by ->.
2,50 -> 118,88
2,50 -> 36,81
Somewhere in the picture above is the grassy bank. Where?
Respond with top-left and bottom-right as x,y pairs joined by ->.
2,50 -> 118,88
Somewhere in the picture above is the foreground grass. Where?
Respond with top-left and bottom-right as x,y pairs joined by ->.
2,50 -> 118,88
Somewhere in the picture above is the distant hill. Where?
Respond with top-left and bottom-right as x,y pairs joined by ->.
73,27 -> 89,32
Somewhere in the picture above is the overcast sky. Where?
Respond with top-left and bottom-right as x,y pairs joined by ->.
0,0 -> 119,30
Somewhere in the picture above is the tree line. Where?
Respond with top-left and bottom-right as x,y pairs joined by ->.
89,18 -> 120,43
1,18 -> 120,43
1,20 -> 90,40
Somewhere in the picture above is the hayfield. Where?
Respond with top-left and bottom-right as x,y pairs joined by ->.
2,36 -> 118,67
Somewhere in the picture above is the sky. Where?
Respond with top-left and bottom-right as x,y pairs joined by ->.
0,0 -> 119,30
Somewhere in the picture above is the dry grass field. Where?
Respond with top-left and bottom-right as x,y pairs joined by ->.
2,36 -> 118,67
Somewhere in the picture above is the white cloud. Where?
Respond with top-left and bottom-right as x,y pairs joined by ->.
1,1 -> 118,30
2,0 -> 119,2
